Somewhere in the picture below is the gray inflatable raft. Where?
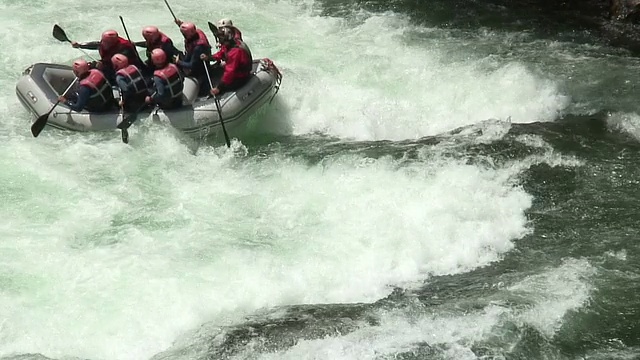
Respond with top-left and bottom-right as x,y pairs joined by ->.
16,58 -> 282,138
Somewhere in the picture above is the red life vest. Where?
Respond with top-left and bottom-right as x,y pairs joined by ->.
79,69 -> 114,111
185,29 -> 211,55
213,40 -> 252,66
150,33 -> 171,49
220,45 -> 252,88
146,33 -> 173,55
153,63 -> 183,101
99,37 -> 137,68
116,65 -> 148,96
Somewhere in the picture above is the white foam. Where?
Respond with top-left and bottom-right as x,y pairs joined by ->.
0,142 -> 536,360
275,13 -> 570,141
606,111 -> 640,141
0,0 -> 583,359
507,258 -> 596,337
232,258 -> 595,360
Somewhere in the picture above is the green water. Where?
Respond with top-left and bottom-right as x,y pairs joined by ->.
0,0 -> 639,359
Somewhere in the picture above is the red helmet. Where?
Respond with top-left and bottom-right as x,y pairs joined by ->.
179,22 -> 197,37
72,58 -> 90,76
151,48 -> 167,67
101,30 -> 119,47
142,26 -> 160,42
111,54 -> 128,70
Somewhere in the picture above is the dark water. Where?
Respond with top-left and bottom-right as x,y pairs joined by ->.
175,114 -> 639,360
160,0 -> 640,357
155,0 -> 640,358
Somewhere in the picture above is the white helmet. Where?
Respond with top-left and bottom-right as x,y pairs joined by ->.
217,18 -> 233,28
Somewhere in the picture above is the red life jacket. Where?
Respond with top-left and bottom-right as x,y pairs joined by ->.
146,33 -> 173,55
153,63 -> 183,101
116,65 -> 148,96
212,40 -> 252,65
220,45 -> 252,88
185,29 -> 211,55
150,33 -> 171,49
79,69 -> 114,111
99,37 -> 137,68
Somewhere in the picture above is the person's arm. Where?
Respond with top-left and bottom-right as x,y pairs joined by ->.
115,75 -> 131,98
72,41 -> 100,50
211,47 -> 225,62
177,45 -> 208,69
66,86 -> 91,112
150,77 -> 166,102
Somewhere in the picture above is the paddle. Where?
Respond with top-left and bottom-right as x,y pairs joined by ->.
116,103 -> 147,132
31,77 -> 78,137
52,24 -> 98,62
119,107 -> 128,143
203,63 -> 230,147
207,21 -> 221,44
115,89 -> 129,143
214,96 -> 230,147
163,0 -> 179,24
117,113 -> 136,131
118,16 -> 143,66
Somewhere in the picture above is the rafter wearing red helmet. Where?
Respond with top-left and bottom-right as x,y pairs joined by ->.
144,49 -> 184,110
173,18 -> 213,96
58,58 -> 116,112
71,29 -> 140,83
112,54 -> 150,111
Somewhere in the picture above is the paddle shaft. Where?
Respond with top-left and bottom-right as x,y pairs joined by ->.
118,16 -> 144,65
116,89 -> 129,143
203,63 -> 230,147
77,48 -> 98,62
163,0 -> 178,22
30,77 -> 78,137
117,102 -> 151,130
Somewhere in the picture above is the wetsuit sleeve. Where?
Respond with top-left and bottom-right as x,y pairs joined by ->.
177,44 -> 208,70
66,86 -> 91,112
211,48 -> 225,62
115,74 -> 130,98
76,41 -> 101,50
151,77 -> 166,102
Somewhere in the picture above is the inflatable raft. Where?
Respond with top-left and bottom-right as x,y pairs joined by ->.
15,58 -> 282,139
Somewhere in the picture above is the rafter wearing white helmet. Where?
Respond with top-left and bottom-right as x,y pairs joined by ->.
215,18 -> 243,42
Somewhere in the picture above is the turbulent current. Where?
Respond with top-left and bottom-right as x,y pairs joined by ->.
0,0 -> 639,359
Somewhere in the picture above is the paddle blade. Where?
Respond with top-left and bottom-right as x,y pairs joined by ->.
207,21 -> 217,33
117,113 -> 137,130
207,21 -> 220,42
30,114 -> 49,137
52,24 -> 70,43
121,128 -> 129,143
